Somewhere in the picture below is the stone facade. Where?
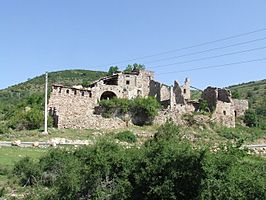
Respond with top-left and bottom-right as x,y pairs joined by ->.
202,87 -> 249,128
48,69 -> 248,129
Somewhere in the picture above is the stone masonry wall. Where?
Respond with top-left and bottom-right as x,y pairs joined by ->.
212,101 -> 235,128
233,99 -> 249,117
49,86 -> 126,129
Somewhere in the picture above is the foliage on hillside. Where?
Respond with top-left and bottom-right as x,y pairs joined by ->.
0,70 -> 106,105
229,79 -> 266,128
4,122 -> 266,200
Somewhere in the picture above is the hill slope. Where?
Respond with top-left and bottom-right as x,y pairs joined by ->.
0,69 -> 106,105
228,79 -> 266,110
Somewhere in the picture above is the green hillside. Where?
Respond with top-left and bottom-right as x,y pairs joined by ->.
0,69 -> 106,105
229,79 -> 266,110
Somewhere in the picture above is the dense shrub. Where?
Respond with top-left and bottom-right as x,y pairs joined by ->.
13,157 -> 41,186
198,99 -> 209,112
201,145 -> 266,200
115,131 -> 137,143
154,119 -> 180,140
129,97 -> 161,126
99,98 -> 130,118
99,97 -> 161,126
11,122 -> 266,199
0,123 -> 9,134
244,109 -> 257,127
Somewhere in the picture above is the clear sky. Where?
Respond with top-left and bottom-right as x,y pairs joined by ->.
1,0 -> 266,89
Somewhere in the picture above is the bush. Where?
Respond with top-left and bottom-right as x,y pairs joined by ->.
0,123 -> 9,134
198,99 -> 209,112
246,91 -> 253,98
0,187 -> 5,197
99,97 -> 161,126
99,98 -> 130,118
200,145 -> 266,200
115,131 -> 137,143
130,96 -> 161,126
154,119 -> 180,140
13,157 -> 41,186
10,122 -> 266,199
244,109 -> 257,127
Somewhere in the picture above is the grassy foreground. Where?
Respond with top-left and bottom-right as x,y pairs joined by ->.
0,147 -> 47,187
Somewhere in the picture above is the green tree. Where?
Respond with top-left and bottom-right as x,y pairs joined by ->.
133,63 -> 145,70
244,109 -> 257,127
124,65 -> 133,73
124,63 -> 145,72
107,66 -> 119,76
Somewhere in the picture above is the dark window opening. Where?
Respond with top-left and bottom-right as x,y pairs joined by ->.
126,80 -> 130,85
59,88 -> 61,93
74,90 -> 77,95
183,89 -> 186,94
89,92 -> 92,98
234,110 -> 237,117
81,91 -> 85,96
66,89 -> 69,94
223,111 -> 226,115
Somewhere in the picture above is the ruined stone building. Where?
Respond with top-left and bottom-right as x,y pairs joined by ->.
202,87 -> 248,127
48,69 -> 248,129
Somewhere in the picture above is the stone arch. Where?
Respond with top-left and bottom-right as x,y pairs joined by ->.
100,91 -> 117,100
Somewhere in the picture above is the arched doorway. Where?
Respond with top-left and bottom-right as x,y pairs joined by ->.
100,91 -> 117,100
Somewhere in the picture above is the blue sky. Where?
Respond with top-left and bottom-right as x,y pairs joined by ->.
1,0 -> 266,89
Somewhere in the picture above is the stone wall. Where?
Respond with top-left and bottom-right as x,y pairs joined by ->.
202,86 -> 248,128
233,99 -> 249,117
202,87 -> 218,110
181,78 -> 191,101
49,69 -> 246,129
212,101 -> 235,128
160,84 -> 170,102
49,85 -> 127,129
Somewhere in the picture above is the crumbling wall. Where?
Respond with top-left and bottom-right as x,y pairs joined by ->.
149,80 -> 161,101
218,88 -> 231,102
202,87 -> 218,110
181,78 -> 191,101
49,70 -> 244,129
160,84 -> 170,102
212,101 -> 235,128
202,87 -> 239,128
137,70 -> 154,97
173,81 -> 185,104
233,99 -> 249,117
49,85 -> 126,129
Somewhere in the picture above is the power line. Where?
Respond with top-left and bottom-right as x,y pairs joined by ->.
152,46 -> 266,69
146,37 -> 266,66
95,27 -> 266,67
157,57 -> 266,75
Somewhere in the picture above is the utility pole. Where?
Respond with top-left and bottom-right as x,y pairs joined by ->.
43,72 -> 48,134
